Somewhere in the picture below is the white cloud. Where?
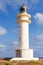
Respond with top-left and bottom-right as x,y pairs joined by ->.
12,29 -> 18,35
30,0 -> 39,4
0,0 -> 40,13
0,44 -> 5,48
3,41 -> 18,50
0,0 -> 7,12
34,13 -> 43,25
30,34 -> 43,57
0,0 -> 28,12
12,41 -> 18,49
0,41 -> 18,57
0,26 -> 7,35
0,44 -> 5,51
35,34 -> 43,41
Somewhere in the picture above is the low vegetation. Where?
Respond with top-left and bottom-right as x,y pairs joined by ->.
6,62 -> 12,65
0,59 -> 43,65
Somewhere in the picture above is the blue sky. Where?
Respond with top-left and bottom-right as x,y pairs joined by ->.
0,0 -> 43,58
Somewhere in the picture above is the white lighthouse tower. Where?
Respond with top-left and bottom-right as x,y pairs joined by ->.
10,5 -> 39,61
16,5 -> 33,59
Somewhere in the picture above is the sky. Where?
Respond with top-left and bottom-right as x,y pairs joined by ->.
0,0 -> 43,58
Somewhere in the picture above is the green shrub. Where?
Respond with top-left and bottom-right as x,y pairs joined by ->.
6,62 -> 12,65
29,60 -> 40,64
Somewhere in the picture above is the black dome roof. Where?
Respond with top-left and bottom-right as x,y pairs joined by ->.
20,5 -> 28,13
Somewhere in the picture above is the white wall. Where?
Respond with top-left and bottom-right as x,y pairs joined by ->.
22,49 -> 33,58
19,22 -> 29,49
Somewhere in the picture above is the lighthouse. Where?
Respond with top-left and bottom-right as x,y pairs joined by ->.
10,5 -> 39,61
16,5 -> 33,59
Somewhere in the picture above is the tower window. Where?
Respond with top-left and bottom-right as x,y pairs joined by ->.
16,50 -> 21,57
19,37 -> 21,39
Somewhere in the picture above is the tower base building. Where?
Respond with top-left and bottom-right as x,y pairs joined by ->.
16,49 -> 33,59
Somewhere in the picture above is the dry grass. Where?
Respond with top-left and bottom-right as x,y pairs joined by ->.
0,58 -> 43,65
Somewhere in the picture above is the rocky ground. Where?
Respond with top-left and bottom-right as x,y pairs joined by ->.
0,58 -> 43,65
